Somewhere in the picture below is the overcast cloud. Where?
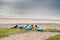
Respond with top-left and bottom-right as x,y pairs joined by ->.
0,0 -> 60,19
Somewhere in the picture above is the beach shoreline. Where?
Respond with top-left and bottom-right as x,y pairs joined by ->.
0,18 -> 60,29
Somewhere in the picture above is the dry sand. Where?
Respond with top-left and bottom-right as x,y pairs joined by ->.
0,23 -> 60,30
0,32 -> 60,40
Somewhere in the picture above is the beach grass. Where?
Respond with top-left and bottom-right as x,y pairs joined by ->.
0,27 -> 60,38
32,28 -> 36,31
47,35 -> 60,40
43,29 -> 60,32
0,28 -> 28,38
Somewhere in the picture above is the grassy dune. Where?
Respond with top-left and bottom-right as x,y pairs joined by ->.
47,35 -> 60,40
43,29 -> 60,32
0,28 -> 60,38
0,28 -> 28,38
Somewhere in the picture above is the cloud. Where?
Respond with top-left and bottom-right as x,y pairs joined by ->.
2,0 -> 30,2
0,0 -> 60,19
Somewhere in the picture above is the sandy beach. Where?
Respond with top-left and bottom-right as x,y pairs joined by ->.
0,18 -> 60,29
0,18 -> 60,24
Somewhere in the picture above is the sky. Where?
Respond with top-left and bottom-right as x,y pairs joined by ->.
0,0 -> 60,19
